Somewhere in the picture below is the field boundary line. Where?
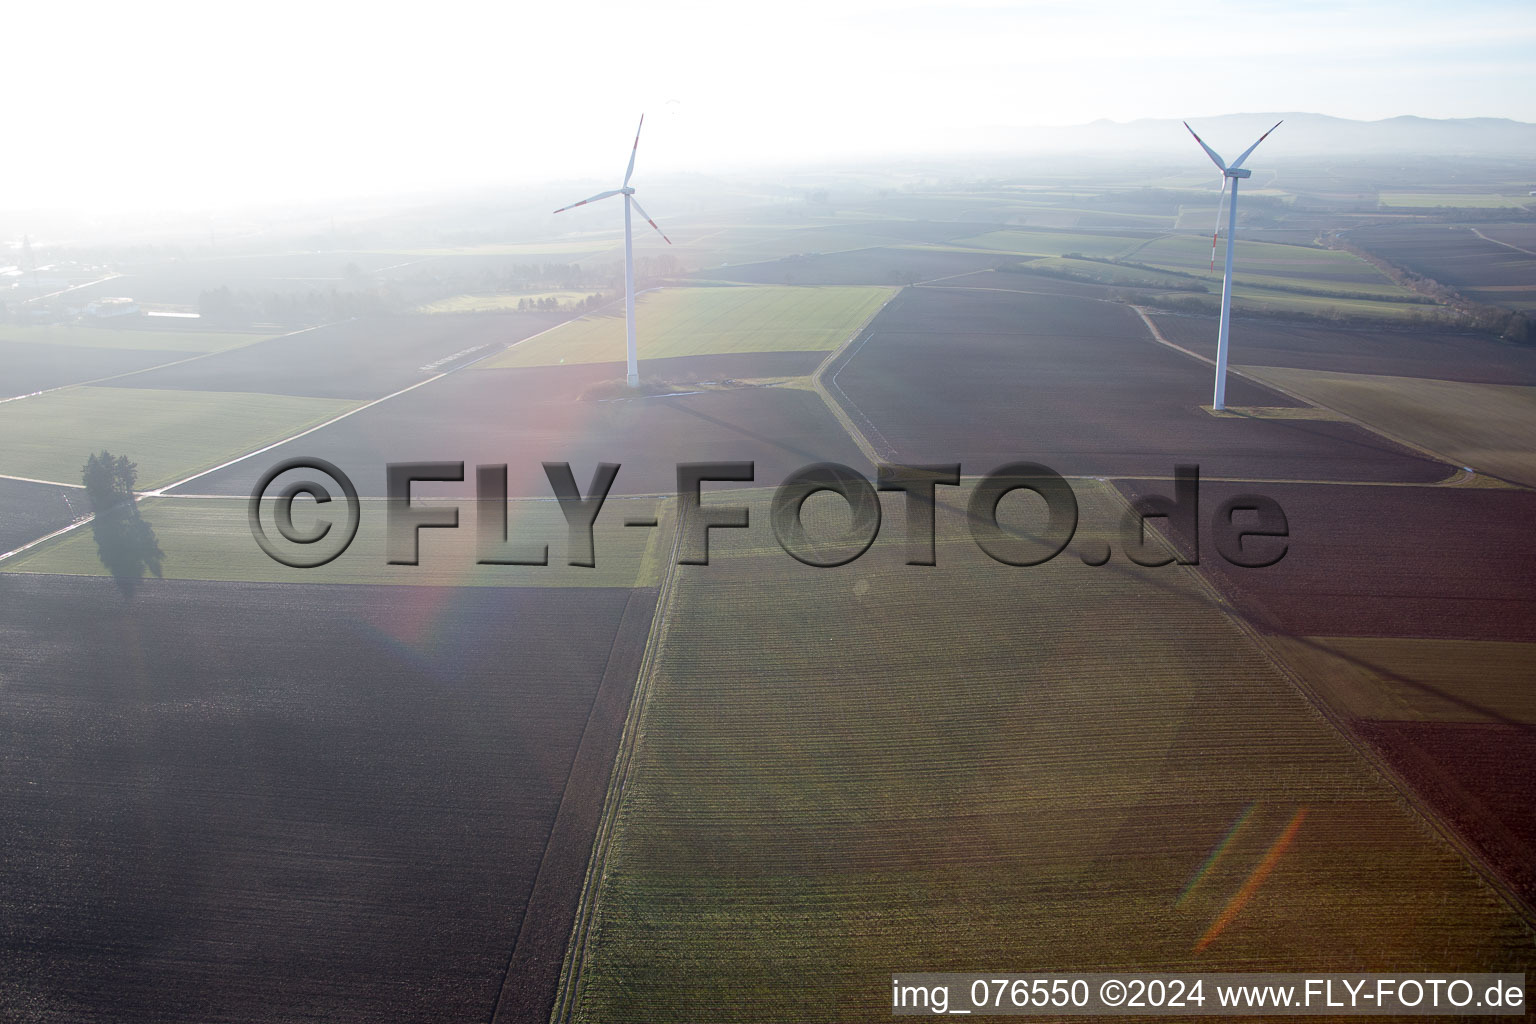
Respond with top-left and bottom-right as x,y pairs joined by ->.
488,572 -> 664,1024
811,289 -> 901,463
546,498 -> 685,1023
0,472 -> 79,488
0,323 -> 321,405
1127,305 -> 1512,489
147,315 -> 583,497
1469,227 -> 1536,257
0,516 -> 95,565
1100,481 -> 1536,931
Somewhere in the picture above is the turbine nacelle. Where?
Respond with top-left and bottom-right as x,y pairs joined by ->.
1225,168 -> 1253,179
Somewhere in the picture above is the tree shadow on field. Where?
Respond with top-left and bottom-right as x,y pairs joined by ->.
82,450 -> 165,597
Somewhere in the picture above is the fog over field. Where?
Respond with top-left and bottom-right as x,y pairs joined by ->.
2,2 -> 1534,1023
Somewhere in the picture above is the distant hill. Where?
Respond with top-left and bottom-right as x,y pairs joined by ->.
990,113 -> 1536,159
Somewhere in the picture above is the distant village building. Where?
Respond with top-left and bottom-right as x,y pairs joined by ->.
85,296 -> 139,319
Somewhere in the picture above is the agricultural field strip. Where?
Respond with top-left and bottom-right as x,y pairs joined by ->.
1234,369 -> 1536,490
544,494 -> 686,1024
1130,306 -> 1473,485
0,495 -> 669,588
931,238 -> 1421,312
0,314 -> 586,566
5,288 -> 892,580
556,482 -> 1536,1024
478,286 -> 895,368
1127,477 -> 1536,925
0,326 -> 293,404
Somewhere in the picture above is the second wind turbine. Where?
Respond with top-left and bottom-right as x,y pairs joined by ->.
1184,118 -> 1281,411
554,115 -> 672,388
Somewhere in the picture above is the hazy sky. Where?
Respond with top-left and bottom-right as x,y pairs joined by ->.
7,0 -> 1534,213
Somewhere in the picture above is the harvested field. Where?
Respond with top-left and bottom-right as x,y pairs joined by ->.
178,358 -> 869,499
693,247 -> 1005,286
563,482 -> 1534,1023
0,574 -> 654,1024
0,477 -> 85,554
1149,314 -> 1536,385
832,288 -> 1449,482
0,386 -> 360,488
100,313 -> 564,400
1237,367 -> 1536,486
477,286 -> 893,369
1112,481 -> 1536,642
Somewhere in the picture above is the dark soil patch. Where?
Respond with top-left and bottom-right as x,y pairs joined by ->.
0,575 -> 646,1023
832,288 -> 1447,482
99,313 -> 565,400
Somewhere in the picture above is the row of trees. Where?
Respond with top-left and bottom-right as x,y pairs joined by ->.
1326,232 -> 1535,343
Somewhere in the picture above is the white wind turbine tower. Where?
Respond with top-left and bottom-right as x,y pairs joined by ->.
1184,119 -> 1281,411
554,115 -> 671,388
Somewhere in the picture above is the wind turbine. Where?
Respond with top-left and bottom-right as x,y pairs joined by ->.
1184,119 -> 1281,411
553,115 -> 671,388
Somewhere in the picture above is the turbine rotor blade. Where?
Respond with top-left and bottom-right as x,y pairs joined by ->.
1211,177 -> 1228,271
553,189 -> 622,214
1229,119 -> 1283,171
629,196 -> 671,244
1184,120 -> 1227,171
623,114 -> 644,187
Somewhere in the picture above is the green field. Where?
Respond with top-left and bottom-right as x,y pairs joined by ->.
1152,285 -> 1434,320
1132,235 -> 1401,288
0,324 -> 272,353
477,285 -> 894,369
1379,193 -> 1536,209
1240,367 -> 1536,486
952,229 -> 1145,259
562,482 -> 1532,1022
2,495 -> 669,588
1021,256 -> 1204,289
0,386 -> 359,488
